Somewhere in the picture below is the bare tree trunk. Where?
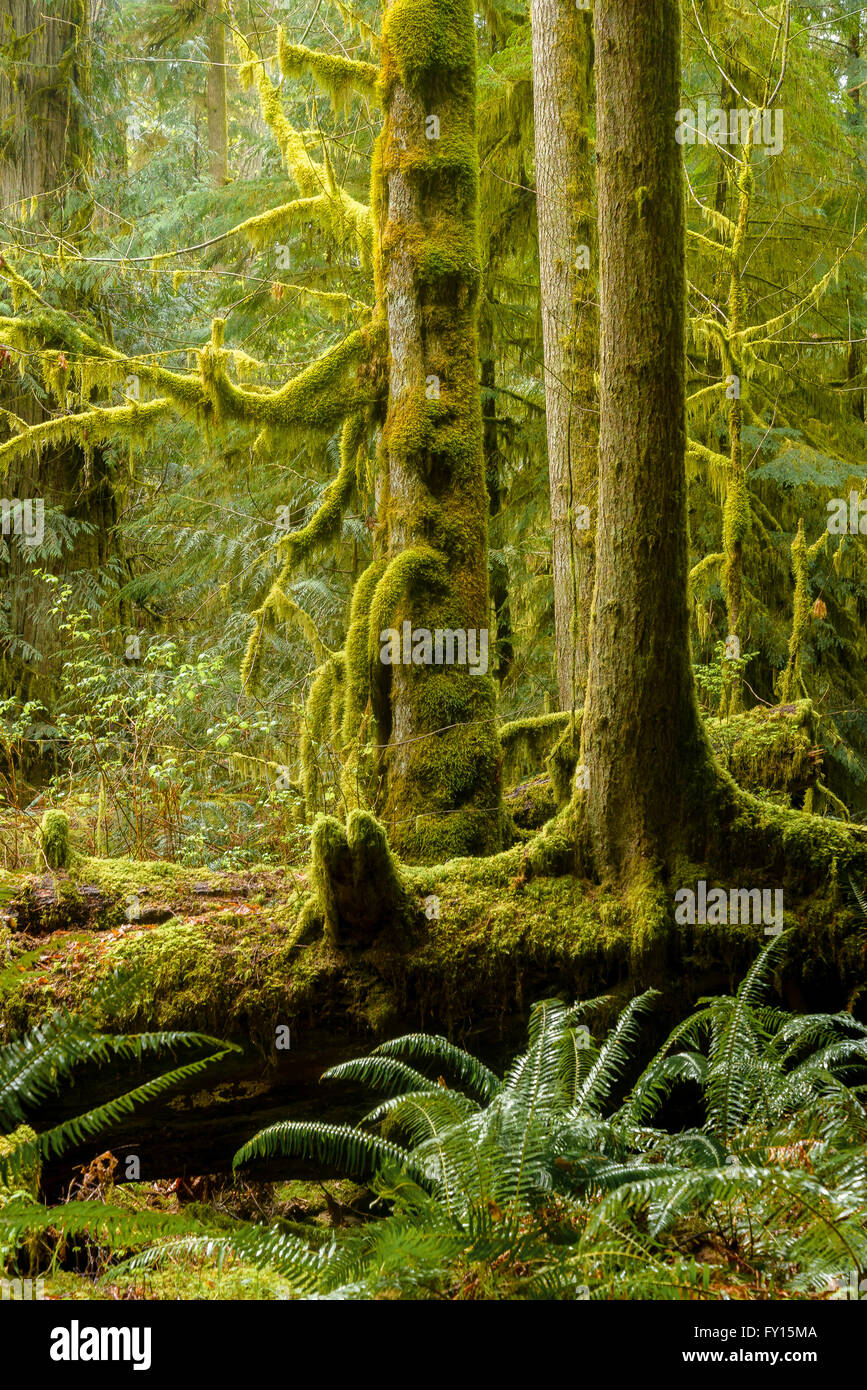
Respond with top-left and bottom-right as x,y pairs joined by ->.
530,0 -> 596,711
580,0 -> 717,883
206,0 -> 229,187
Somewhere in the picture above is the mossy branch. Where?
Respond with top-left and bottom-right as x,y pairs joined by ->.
342,555 -> 389,746
739,224 -> 867,347
689,551 -> 725,592
0,396 -> 172,471
209,329 -> 368,429
276,30 -> 379,111
234,31 -> 326,198
0,305 -> 203,411
367,546 -> 448,662
779,519 -> 811,705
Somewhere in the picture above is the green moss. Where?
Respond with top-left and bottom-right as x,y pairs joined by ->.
704,701 -> 819,800
0,1125 -> 39,1204
778,520 -> 811,705
277,30 -> 379,111
39,810 -> 71,871
301,657 -> 341,812
0,1124 -> 39,1273
382,0 -> 476,93
499,712 -> 571,785
342,556 -> 389,747
545,718 -> 581,806
311,810 -> 409,946
366,547 -> 448,671
504,775 -> 557,831
73,856 -> 204,895
3,822 -> 867,1061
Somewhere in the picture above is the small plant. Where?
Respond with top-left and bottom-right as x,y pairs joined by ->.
693,639 -> 759,714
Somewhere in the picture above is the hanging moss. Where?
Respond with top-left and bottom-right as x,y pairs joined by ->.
276,30 -> 379,111
209,330 -> 368,431
342,555 -> 389,746
241,415 -> 365,691
778,519 -> 811,705
0,394 -> 171,470
301,657 -> 344,813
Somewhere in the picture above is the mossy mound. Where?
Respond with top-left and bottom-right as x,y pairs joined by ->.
40,811 -> 71,871
704,701 -> 821,800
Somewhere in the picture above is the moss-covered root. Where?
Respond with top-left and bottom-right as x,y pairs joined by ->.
310,810 -> 409,946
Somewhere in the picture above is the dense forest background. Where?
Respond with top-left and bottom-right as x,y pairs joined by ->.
1,0 -> 867,1306
1,0 -> 866,867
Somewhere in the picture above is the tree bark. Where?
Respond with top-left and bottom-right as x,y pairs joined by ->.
206,0 -> 229,187
530,0 -> 596,711
372,0 -> 502,862
580,0 -> 717,883
480,304 -> 513,684
846,17 -> 864,422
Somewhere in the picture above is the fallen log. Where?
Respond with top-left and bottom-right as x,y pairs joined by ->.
1,818 -> 864,1186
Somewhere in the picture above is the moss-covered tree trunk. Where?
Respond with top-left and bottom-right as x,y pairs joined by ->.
720,141 -> 754,716
579,0 -> 717,884
371,0 -> 502,862
530,0 -> 596,711
0,0 -> 118,722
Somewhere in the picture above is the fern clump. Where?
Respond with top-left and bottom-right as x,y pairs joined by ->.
216,937 -> 867,1298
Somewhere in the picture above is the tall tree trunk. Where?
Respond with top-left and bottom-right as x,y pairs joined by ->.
480,299 -> 513,684
371,0 -> 502,862
847,17 -> 864,422
530,0 -> 596,711
580,0 -> 716,883
720,135 -> 754,715
206,0 -> 229,187
0,0 -> 117,726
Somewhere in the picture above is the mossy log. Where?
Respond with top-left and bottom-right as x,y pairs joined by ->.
1,811 -> 866,1184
